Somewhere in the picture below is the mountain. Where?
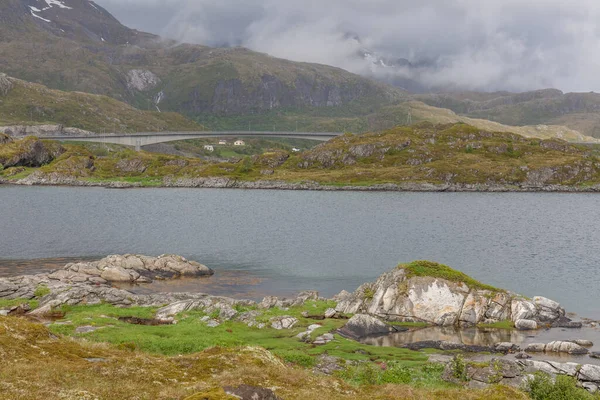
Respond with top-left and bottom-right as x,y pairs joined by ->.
414,90 -> 600,138
0,0 -> 404,119
0,73 -> 202,133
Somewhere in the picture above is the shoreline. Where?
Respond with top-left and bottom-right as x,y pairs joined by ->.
3,175 -> 600,192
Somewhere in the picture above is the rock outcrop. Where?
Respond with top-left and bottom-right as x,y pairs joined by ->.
0,254 -> 213,305
0,137 -> 65,168
335,261 -> 567,327
440,357 -> 600,393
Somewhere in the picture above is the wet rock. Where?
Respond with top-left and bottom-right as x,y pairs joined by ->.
515,351 -> 532,359
546,340 -> 589,355
270,316 -> 298,330
223,384 -> 281,400
494,342 -> 520,353
525,343 -> 547,352
515,319 -> 538,330
551,316 -> 583,328
402,340 -> 494,353
590,352 -> 600,359
570,339 -> 594,347
337,314 -> 397,339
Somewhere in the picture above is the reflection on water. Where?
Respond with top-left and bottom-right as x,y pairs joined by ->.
363,325 -> 600,365
113,270 -> 275,301
362,326 -> 526,347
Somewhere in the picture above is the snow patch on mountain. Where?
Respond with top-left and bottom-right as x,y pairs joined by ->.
44,0 -> 73,10
30,9 -> 51,22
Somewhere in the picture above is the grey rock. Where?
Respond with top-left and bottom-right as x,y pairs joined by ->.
270,316 -> 298,330
324,308 -> 337,318
206,320 -> 220,328
307,324 -> 322,331
515,351 -> 532,359
546,341 -> 589,355
525,343 -> 547,352
337,314 -> 396,339
579,364 -> 600,382
75,325 -> 98,334
515,319 -> 538,330
223,384 -> 281,400
582,382 -> 599,393
570,339 -> 594,347
495,342 -> 520,352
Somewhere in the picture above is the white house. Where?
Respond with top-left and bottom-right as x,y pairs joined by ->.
234,140 -> 245,146
203,145 -> 214,152
218,140 -> 228,145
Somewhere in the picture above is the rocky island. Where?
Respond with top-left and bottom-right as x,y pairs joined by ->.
4,123 -> 600,192
1,256 -> 599,399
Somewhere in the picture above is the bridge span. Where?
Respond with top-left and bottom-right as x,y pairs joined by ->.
28,131 -> 343,150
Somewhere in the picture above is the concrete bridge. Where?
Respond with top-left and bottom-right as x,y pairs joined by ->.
35,131 -> 343,150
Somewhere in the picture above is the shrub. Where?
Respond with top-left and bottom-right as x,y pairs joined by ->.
525,372 -> 595,400
34,285 -> 51,298
449,355 -> 469,382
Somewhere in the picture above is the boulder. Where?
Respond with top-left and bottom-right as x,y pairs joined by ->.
324,308 -> 337,318
270,316 -> 298,330
337,314 -> 397,339
100,267 -> 133,282
524,343 -> 547,352
511,299 -> 537,321
494,342 -> 520,353
578,364 -> 600,382
515,319 -> 538,330
545,341 -> 589,355
570,339 -> 594,347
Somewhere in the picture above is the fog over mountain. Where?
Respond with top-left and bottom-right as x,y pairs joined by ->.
94,0 -> 600,93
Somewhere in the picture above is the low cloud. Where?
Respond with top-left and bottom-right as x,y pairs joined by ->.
96,0 -> 600,93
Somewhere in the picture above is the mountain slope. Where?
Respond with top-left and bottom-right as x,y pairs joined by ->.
0,73 -> 202,132
0,0 -> 404,118
415,90 -> 600,138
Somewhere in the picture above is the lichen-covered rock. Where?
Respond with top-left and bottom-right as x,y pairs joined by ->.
335,262 -> 565,327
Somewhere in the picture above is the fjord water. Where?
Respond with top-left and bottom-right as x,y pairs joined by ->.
1,186 -> 599,318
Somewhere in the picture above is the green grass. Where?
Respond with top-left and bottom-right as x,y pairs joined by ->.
33,284 -> 50,298
477,320 -> 515,329
48,302 -> 428,368
399,261 -> 502,292
0,298 -> 39,309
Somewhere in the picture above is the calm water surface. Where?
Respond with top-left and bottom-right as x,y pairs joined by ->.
1,186 -> 599,318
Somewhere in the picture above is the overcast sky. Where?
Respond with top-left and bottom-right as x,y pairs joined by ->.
95,0 -> 600,93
